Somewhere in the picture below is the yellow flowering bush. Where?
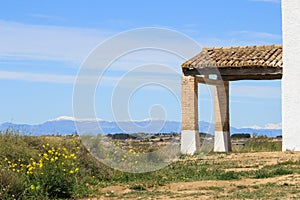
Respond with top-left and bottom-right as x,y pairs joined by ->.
2,136 -> 81,199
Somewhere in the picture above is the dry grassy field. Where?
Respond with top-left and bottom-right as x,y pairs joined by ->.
1,131 -> 299,199
93,151 -> 300,200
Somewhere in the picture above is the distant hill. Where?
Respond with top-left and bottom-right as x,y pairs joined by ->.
0,116 -> 282,137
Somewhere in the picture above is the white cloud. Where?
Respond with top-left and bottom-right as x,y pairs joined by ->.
242,122 -> 282,129
0,20 -> 110,63
0,70 -> 118,85
0,20 -> 204,62
229,30 -> 281,40
0,70 -> 181,90
265,123 -> 282,129
0,70 -> 75,84
0,20 -> 283,91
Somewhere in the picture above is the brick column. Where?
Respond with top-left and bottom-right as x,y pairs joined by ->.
181,75 -> 200,154
214,81 -> 232,152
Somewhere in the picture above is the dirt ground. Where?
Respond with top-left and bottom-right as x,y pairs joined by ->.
84,152 -> 300,200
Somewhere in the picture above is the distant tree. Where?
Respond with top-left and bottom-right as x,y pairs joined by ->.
231,133 -> 251,139
107,133 -> 137,140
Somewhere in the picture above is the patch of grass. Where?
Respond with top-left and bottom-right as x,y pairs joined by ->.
216,171 -> 241,180
129,184 -> 146,191
226,182 -> 298,199
118,190 -> 174,198
255,167 -> 293,179
232,137 -> 282,152
236,185 -> 247,189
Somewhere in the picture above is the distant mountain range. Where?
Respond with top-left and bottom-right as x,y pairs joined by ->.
0,116 -> 282,137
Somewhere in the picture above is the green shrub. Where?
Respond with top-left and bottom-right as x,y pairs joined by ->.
0,169 -> 26,200
216,171 -> 240,180
1,135 -> 82,199
255,167 -> 293,179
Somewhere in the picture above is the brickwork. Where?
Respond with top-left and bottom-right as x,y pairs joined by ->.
214,81 -> 232,152
182,75 -> 198,131
181,75 -> 232,153
181,75 -> 200,154
214,82 -> 229,132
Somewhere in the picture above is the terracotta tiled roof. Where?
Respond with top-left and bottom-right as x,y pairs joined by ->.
182,44 -> 282,69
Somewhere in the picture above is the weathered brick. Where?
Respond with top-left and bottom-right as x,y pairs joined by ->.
182,75 -> 198,131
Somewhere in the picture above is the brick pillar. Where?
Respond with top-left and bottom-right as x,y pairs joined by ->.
181,75 -> 200,154
214,81 -> 231,152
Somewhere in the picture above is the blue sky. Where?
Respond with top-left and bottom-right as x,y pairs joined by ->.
0,0 -> 282,129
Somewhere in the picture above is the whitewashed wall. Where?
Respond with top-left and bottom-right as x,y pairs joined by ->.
282,0 -> 300,151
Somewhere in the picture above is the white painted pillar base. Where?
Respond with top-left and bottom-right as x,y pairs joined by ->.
214,82 -> 231,152
214,131 -> 230,152
181,130 -> 200,155
181,75 -> 199,155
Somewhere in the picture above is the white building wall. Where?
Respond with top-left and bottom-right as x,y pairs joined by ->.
282,0 -> 300,151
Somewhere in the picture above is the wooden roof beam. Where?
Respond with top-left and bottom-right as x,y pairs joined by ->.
196,76 -> 223,85
221,74 -> 282,81
183,67 -> 282,77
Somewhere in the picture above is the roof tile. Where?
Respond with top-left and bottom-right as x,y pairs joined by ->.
182,44 -> 282,69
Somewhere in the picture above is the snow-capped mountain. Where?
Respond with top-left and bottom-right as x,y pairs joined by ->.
0,116 -> 282,137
